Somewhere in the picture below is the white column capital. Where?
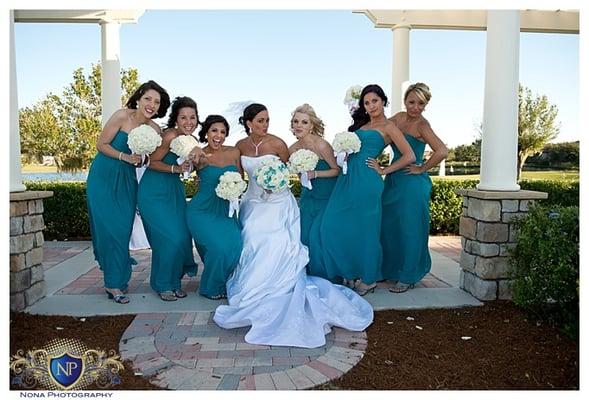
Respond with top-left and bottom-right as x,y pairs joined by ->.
391,23 -> 412,31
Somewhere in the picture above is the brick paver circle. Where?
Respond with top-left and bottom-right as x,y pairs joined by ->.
120,312 -> 368,390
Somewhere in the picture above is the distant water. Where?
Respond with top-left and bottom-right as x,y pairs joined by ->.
23,172 -> 88,182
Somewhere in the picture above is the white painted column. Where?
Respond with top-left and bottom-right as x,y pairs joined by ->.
100,21 -> 122,127
10,10 -> 26,193
438,158 -> 446,176
391,24 -> 411,114
477,11 -> 520,191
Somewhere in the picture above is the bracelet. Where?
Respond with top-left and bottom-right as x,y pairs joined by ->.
118,151 -> 123,161
314,171 -> 318,179
171,165 -> 175,174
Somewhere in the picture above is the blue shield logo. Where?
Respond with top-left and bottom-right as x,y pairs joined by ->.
49,353 -> 84,389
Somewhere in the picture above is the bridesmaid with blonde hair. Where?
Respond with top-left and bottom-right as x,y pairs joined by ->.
288,104 -> 339,279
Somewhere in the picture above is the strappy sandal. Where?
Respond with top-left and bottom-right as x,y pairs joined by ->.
204,294 -> 227,300
172,289 -> 187,298
389,282 -> 415,293
343,279 -> 358,289
105,289 -> 130,304
355,283 -> 377,296
159,291 -> 177,301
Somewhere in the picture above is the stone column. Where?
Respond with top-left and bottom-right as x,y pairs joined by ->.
391,24 -> 411,114
456,189 -> 547,301
478,10 -> 520,191
10,10 -> 25,193
100,20 -> 122,127
10,191 -> 54,311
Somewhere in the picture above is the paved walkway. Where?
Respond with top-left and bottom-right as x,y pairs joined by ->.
26,236 -> 481,390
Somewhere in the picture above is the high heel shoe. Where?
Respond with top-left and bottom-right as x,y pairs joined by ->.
172,289 -> 187,298
355,283 -> 377,296
389,282 -> 415,293
105,289 -> 130,304
159,291 -> 177,301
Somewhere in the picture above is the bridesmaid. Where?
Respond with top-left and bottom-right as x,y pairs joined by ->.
86,80 -> 170,304
186,115 -> 243,300
369,83 -> 448,293
319,84 -> 416,295
137,96 -> 203,301
287,104 -> 339,279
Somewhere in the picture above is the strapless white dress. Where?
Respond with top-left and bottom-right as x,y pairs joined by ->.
213,154 -> 373,348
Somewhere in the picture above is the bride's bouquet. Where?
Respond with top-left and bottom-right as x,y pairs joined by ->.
127,124 -> 162,166
170,134 -> 200,179
332,131 -> 361,175
288,149 -> 319,190
343,85 -> 363,116
215,171 -> 247,218
254,158 -> 290,198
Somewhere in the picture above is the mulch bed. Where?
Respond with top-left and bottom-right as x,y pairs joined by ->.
10,301 -> 578,390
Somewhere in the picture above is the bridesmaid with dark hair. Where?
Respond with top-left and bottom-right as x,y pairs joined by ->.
87,80 -> 170,304
186,115 -> 243,300
368,83 -> 448,293
137,96 -> 204,301
319,84 -> 415,295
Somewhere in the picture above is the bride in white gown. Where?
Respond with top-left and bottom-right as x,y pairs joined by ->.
213,103 -> 373,348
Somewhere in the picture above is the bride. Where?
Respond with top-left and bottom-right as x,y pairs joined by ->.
213,103 -> 373,348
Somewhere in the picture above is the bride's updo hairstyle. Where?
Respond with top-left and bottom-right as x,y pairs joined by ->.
239,103 -> 267,135
198,115 -> 230,143
348,84 -> 388,132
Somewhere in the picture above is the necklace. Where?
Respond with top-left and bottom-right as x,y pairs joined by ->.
250,136 -> 266,156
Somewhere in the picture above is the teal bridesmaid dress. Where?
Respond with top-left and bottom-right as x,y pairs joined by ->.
300,159 -> 337,279
137,152 -> 197,293
86,130 -> 137,290
381,133 -> 432,284
186,165 -> 242,298
319,129 -> 386,284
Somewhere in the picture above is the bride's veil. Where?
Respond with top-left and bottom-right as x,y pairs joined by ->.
223,100 -> 256,146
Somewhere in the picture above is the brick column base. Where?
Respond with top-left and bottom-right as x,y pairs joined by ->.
10,190 -> 54,311
455,189 -> 547,301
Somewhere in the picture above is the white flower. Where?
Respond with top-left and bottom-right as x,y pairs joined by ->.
254,158 -> 290,194
343,84 -> 363,115
127,124 -> 162,155
332,131 -> 361,154
287,149 -> 319,174
215,171 -> 247,202
170,135 -> 200,159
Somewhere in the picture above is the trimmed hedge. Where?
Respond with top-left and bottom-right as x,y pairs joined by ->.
510,205 -> 579,339
23,177 -> 579,240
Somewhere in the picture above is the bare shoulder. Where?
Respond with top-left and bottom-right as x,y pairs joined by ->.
384,119 -> 401,134
289,141 -> 301,154
226,145 -> 241,156
110,109 -> 130,125
148,120 -> 163,134
268,133 -> 287,146
315,136 -> 334,152
417,117 -> 433,135
161,128 -> 178,142
389,111 -> 405,124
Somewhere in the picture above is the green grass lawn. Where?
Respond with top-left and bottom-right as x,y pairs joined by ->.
433,170 -> 579,181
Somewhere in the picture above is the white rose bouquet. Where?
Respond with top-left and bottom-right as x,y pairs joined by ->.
127,124 -> 162,166
343,84 -> 363,116
288,149 -> 319,190
253,158 -> 290,199
170,134 -> 200,179
215,171 -> 247,218
332,131 -> 361,175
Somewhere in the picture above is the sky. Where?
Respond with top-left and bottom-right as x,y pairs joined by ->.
12,7 -> 579,148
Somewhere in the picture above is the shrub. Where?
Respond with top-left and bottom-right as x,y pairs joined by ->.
429,179 -> 478,234
510,205 -> 579,339
519,180 -> 579,207
24,181 -> 90,240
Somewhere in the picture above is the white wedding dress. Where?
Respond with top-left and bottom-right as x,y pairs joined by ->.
213,154 -> 373,348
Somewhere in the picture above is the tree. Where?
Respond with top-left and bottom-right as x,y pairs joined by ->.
453,139 -> 481,162
19,64 -> 141,171
517,84 -> 560,180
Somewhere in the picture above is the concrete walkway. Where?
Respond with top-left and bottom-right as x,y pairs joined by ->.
25,237 -> 482,390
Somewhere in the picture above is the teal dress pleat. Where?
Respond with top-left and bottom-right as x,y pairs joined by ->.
381,133 -> 432,284
86,130 -> 137,290
186,165 -> 243,298
137,152 -> 197,293
300,159 -> 337,279
319,129 -> 386,284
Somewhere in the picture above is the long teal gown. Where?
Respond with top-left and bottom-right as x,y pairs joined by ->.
318,129 -> 386,284
86,130 -> 137,290
137,152 -> 197,293
300,159 -> 337,279
186,165 -> 243,298
381,133 -> 432,284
